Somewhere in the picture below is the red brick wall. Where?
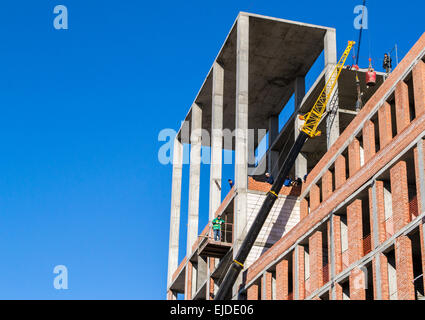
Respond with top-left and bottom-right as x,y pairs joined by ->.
395,235 -> 415,300
378,101 -> 393,148
309,230 -> 323,292
243,33 -> 425,295
335,154 -> 346,189
390,161 -> 411,232
413,60 -> 425,116
264,272 -> 273,300
373,181 -> 389,245
332,215 -> 343,274
380,253 -> 390,300
185,261 -> 193,300
349,267 -> 366,300
300,198 -> 309,220
348,138 -> 361,177
334,282 -> 343,300
247,177 -> 300,196
209,258 -> 215,300
363,120 -> 376,163
347,200 -> 364,264
322,170 -> 333,201
310,184 -> 320,211
247,282 -> 259,300
276,259 -> 289,300
395,81 -> 411,133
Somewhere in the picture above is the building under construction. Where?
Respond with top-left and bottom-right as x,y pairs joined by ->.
166,12 -> 425,300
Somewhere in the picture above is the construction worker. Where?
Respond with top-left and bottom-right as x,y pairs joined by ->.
212,215 -> 225,241
265,172 -> 274,185
283,176 -> 292,187
228,179 -> 234,189
383,53 -> 392,74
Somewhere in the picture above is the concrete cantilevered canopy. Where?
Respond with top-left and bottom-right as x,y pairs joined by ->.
177,12 -> 333,150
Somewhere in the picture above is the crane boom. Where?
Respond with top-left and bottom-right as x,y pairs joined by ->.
214,41 -> 355,300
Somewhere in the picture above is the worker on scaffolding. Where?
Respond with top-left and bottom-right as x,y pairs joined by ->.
265,172 -> 274,185
212,215 -> 225,241
383,53 -> 392,74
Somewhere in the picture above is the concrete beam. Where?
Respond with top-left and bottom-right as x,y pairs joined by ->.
209,62 -> 224,221
187,103 -> 202,255
167,137 -> 183,287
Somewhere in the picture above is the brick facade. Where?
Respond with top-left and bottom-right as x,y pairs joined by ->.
170,33 -> 425,301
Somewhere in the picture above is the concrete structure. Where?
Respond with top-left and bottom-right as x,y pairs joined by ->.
167,12 -> 425,300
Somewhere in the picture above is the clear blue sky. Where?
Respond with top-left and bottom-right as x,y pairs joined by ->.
0,0 -> 422,299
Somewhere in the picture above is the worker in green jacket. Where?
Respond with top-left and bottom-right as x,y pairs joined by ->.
212,215 -> 225,241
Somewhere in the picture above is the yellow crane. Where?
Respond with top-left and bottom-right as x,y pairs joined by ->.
300,40 -> 355,138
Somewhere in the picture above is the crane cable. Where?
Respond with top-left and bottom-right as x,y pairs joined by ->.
354,0 -> 367,111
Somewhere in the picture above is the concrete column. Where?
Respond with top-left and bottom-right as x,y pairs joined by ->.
294,76 -> 307,179
324,29 -> 340,149
187,103 -> 202,255
197,257 -> 207,292
234,14 -> 249,253
233,13 -> 249,298
167,137 -> 183,287
370,182 -> 382,299
209,62 -> 224,221
293,245 -> 305,300
268,115 -> 279,177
